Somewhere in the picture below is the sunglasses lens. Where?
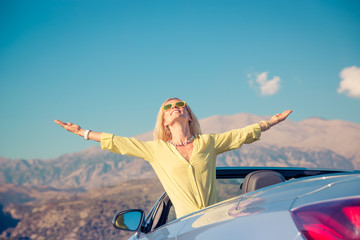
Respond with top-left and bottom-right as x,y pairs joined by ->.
163,101 -> 185,111
176,102 -> 185,107
163,104 -> 172,111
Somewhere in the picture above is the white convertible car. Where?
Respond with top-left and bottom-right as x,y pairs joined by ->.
112,167 -> 360,240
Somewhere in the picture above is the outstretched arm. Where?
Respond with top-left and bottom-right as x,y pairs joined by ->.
259,110 -> 292,131
54,120 -> 101,142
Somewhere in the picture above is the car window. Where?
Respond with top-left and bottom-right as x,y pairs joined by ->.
166,206 -> 176,223
216,178 -> 244,202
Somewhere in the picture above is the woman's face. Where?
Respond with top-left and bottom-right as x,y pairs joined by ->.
162,99 -> 191,127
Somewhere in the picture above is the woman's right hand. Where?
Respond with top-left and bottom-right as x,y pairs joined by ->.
54,120 -> 83,136
268,110 -> 292,126
54,120 -> 101,142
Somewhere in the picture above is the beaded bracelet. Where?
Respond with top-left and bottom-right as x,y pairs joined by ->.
260,121 -> 271,131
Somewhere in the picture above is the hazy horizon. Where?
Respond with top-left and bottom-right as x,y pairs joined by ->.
1,111 -> 359,161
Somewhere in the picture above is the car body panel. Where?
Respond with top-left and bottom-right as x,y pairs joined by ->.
139,172 -> 360,240
131,217 -> 188,240
291,174 -> 360,209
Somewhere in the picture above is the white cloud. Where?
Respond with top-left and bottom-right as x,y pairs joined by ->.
248,71 -> 281,96
338,66 -> 360,98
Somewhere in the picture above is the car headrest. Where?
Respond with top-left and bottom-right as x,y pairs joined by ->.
241,170 -> 285,194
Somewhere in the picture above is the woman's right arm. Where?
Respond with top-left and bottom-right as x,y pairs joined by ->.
54,120 -> 101,142
55,120 -> 155,161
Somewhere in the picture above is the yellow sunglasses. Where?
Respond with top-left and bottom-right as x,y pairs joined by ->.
163,101 -> 187,111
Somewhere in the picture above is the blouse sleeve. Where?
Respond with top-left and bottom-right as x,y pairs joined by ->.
100,133 -> 155,162
212,123 -> 261,154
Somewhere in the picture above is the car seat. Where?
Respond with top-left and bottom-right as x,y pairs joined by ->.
145,192 -> 173,232
241,170 -> 285,194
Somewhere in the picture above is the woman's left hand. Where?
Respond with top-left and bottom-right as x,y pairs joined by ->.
268,110 -> 292,126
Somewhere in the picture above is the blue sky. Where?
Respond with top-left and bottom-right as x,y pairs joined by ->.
1,0 -> 359,160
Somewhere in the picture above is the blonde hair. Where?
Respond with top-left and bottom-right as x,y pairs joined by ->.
153,98 -> 201,142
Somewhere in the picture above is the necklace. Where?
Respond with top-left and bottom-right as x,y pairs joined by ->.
168,136 -> 195,147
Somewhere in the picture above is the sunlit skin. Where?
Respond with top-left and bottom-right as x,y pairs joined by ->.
160,98 -> 292,162
54,100 -> 293,219
54,120 -> 102,142
54,100 -> 292,162
162,98 -> 194,161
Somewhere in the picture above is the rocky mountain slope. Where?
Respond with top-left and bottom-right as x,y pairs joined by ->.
0,113 -> 359,239
0,178 -> 164,240
1,113 -> 359,190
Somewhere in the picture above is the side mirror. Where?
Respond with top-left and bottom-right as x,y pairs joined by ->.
112,209 -> 145,232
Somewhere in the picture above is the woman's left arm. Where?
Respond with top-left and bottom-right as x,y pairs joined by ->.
259,110 -> 292,131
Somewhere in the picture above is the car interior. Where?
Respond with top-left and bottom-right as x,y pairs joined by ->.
240,170 -> 285,194
144,192 -> 173,233
144,170 -> 286,233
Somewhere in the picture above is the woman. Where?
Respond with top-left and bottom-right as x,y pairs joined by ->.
55,98 -> 292,218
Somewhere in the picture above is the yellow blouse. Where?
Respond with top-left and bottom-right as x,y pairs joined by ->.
101,123 -> 261,218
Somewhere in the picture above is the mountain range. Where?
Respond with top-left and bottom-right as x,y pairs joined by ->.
1,113 -> 359,190
1,112 -> 359,239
